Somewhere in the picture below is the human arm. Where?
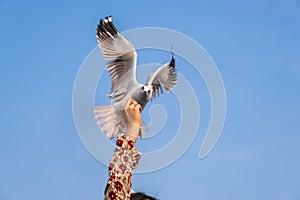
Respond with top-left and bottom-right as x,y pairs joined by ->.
104,99 -> 142,200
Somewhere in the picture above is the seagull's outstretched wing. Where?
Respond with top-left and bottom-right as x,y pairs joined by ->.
146,54 -> 177,99
97,16 -> 137,101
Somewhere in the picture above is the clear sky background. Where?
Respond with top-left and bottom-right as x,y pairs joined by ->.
1,0 -> 300,199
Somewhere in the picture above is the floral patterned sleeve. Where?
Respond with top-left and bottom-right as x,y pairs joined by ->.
104,134 -> 141,200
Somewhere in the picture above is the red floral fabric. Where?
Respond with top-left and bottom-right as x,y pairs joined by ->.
104,134 -> 141,200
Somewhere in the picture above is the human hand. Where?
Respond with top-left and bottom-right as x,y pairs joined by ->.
124,99 -> 142,138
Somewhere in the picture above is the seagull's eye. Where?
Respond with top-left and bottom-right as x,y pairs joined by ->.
141,86 -> 144,90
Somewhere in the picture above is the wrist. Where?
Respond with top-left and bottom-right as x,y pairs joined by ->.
126,123 -> 141,139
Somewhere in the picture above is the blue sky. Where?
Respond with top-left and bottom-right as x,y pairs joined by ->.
1,0 -> 300,199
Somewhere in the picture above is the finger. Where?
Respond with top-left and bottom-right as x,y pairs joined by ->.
129,104 -> 135,111
136,104 -> 142,113
131,99 -> 138,105
130,98 -> 135,103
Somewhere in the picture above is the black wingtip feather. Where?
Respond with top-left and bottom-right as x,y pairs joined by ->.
169,48 -> 175,69
169,56 -> 175,69
96,15 -> 119,37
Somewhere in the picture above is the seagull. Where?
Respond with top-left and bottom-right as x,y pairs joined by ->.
94,16 -> 177,139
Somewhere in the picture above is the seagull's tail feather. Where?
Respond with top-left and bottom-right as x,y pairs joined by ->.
94,105 -> 124,139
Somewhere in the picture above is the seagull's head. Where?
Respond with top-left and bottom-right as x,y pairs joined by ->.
131,85 -> 153,108
140,85 -> 152,96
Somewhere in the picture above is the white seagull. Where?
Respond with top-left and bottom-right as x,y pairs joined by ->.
94,16 -> 177,138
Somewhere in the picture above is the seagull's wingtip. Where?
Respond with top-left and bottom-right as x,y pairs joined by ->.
170,54 -> 175,69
